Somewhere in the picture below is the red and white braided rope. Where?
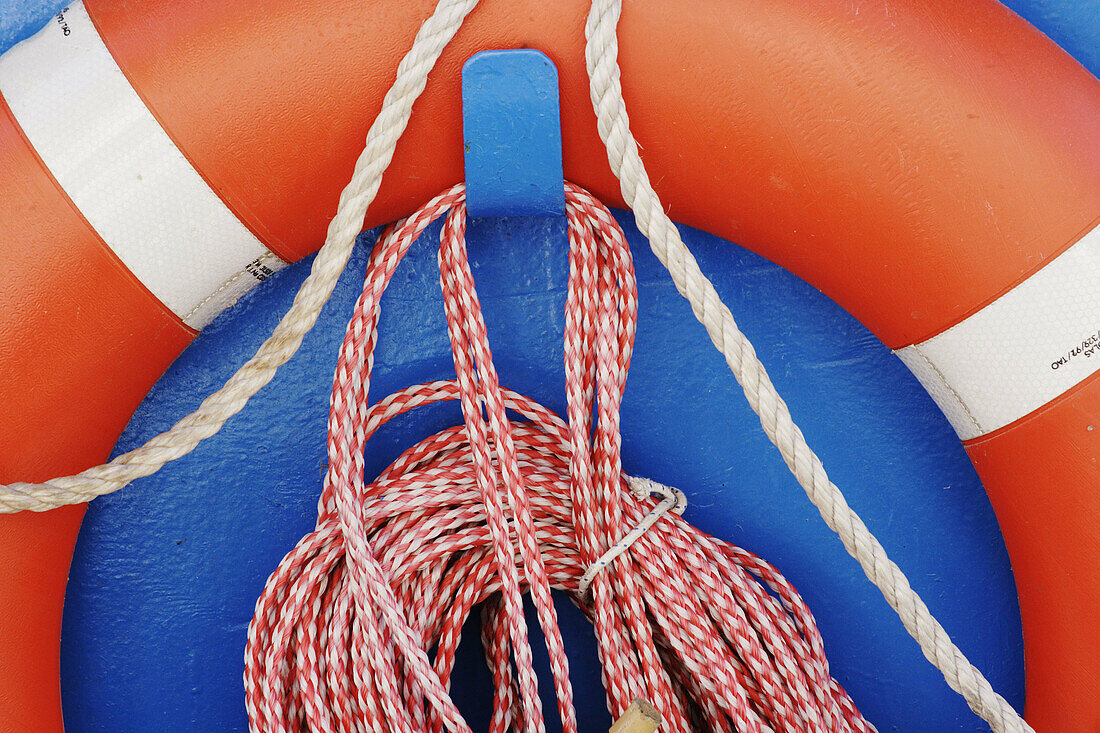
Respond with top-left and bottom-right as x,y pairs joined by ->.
244,183 -> 874,733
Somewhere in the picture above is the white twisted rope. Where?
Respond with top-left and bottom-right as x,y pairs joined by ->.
583,1 -> 1032,731
0,0 -> 480,512
0,1 -> 1031,731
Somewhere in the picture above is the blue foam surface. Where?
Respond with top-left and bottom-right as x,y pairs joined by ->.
60,216 -> 1022,732
0,0 -> 1094,730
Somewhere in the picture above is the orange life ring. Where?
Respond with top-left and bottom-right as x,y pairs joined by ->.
0,1 -> 1096,730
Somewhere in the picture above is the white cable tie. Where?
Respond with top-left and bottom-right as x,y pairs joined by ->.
577,475 -> 687,596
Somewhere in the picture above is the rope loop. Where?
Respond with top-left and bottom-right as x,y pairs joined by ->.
244,182 -> 875,733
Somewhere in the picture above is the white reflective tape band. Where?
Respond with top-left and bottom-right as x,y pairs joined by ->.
896,224 -> 1100,441
0,3 -> 286,329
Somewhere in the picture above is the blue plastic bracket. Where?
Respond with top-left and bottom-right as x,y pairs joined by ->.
462,49 -> 564,218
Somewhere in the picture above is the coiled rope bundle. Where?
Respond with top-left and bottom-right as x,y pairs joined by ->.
244,184 -> 874,732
